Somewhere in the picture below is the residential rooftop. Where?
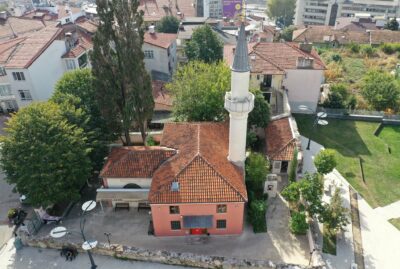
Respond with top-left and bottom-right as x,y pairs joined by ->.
265,117 -> 297,161
0,17 -> 46,40
144,32 -> 177,49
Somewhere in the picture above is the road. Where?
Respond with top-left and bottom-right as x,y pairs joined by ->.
0,238 -> 194,269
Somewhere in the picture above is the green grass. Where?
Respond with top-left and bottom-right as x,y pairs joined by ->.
295,115 -> 400,208
389,218 -> 400,230
322,224 -> 336,255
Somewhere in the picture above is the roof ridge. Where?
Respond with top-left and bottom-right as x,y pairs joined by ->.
269,137 -> 297,160
252,50 -> 285,72
284,42 -> 325,69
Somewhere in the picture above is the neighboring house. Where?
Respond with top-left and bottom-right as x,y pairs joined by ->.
0,26 -> 92,110
224,42 -> 326,113
151,80 -> 173,125
62,34 -> 92,70
265,116 -> 302,175
0,16 -> 46,41
292,25 -> 400,46
143,28 -> 177,81
97,23 -> 254,237
56,4 -> 85,25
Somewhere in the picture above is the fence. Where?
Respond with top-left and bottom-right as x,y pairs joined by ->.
316,107 -> 400,123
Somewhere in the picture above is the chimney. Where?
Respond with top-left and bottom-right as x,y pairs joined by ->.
299,42 -> 313,53
65,32 -> 75,51
296,56 -> 314,69
149,25 -> 155,34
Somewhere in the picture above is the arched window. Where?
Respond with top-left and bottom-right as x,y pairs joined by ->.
123,183 -> 142,189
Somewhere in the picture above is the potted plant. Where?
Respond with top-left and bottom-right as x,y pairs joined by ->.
7,208 -> 18,221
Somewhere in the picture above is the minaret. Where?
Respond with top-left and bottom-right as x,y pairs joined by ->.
224,23 -> 254,167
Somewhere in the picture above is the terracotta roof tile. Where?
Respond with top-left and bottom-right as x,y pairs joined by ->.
76,19 -> 98,34
152,80 -> 172,111
0,17 -> 46,40
62,38 -> 92,58
265,117 -> 296,161
144,32 -> 176,49
0,37 -> 26,64
100,146 -> 176,178
149,122 -> 247,204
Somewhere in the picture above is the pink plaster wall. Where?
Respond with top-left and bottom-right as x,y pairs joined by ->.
150,202 -> 245,236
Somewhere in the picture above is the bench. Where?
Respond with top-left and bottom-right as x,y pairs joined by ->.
114,203 -> 129,211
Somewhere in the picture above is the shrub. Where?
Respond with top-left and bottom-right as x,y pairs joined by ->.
146,135 -> 157,146
381,43 -> 395,54
288,148 -> 298,182
331,53 -> 342,62
290,211 -> 309,234
360,45 -> 376,57
246,131 -> 258,150
349,42 -> 360,53
347,95 -> 357,110
325,62 -> 343,82
314,149 -> 337,175
249,199 -> 267,233
323,91 -> 346,109
245,152 -> 269,195
7,208 -> 18,219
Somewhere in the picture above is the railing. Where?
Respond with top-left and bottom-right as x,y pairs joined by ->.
316,106 -> 400,122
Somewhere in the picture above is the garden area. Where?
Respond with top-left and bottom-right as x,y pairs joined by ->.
295,114 -> 400,208
389,218 -> 400,231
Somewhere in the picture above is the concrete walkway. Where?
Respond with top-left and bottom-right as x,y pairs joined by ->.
374,200 -> 400,220
301,136 -> 355,269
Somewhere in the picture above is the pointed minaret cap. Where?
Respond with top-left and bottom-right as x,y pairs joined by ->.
232,22 -> 250,73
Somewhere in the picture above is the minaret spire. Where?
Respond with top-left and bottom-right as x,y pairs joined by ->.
224,21 -> 254,168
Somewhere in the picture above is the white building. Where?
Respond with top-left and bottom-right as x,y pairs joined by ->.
0,26 -> 92,111
295,0 -> 400,26
143,28 -> 177,81
199,0 -> 223,18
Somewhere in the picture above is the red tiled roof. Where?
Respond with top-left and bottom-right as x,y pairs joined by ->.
62,38 -> 93,58
223,42 -> 257,68
144,32 -> 176,49
139,0 -> 196,22
0,37 -> 26,64
265,117 -> 296,161
76,19 -> 98,34
152,80 -> 172,111
149,122 -> 247,204
100,146 -> 176,178
0,17 -> 46,40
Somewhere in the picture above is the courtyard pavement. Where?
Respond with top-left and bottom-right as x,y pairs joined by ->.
32,186 -> 309,265
373,200 -> 400,220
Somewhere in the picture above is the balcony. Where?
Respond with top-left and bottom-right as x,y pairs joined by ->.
224,92 -> 255,114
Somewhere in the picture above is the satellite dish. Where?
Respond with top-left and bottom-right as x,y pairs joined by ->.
82,200 -> 96,212
50,226 -> 67,238
82,240 -> 98,250
317,119 -> 328,126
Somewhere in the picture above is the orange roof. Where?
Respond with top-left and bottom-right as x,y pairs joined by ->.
100,146 -> 176,178
62,38 -> 93,58
0,17 -> 46,40
4,26 -> 63,68
144,32 -> 176,49
139,0 -> 196,22
265,117 -> 296,161
0,37 -> 26,64
223,42 -> 256,68
149,122 -> 247,204
152,80 -> 172,111
76,19 -> 98,34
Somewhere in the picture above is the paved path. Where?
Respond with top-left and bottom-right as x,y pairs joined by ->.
301,136 -> 355,269
0,238 -> 194,269
374,200 -> 400,220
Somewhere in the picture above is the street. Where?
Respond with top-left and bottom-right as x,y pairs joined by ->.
0,238 -> 194,269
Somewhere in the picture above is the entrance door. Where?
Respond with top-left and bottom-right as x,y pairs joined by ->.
272,161 -> 281,174
280,161 -> 289,173
190,228 -> 207,235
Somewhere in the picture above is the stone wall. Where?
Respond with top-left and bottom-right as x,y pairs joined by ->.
20,233 -> 323,269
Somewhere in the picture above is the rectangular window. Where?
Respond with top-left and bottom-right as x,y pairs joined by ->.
170,220 -> 181,230
0,84 -> 11,96
18,90 -> 32,101
78,53 -> 88,68
0,67 -> 6,76
144,50 -> 154,59
169,206 -> 180,214
216,219 -> 226,229
66,59 -> 76,70
12,72 -> 25,81
216,204 -> 227,213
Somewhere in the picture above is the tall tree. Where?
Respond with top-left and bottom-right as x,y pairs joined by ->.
91,0 -> 154,145
156,16 -> 180,33
167,61 -> 230,121
361,70 -> 400,111
249,88 -> 271,129
384,18 -> 399,31
52,69 -> 113,171
0,102 -> 91,207
314,149 -> 337,175
267,0 -> 296,28
184,24 -> 223,63
321,188 -> 350,233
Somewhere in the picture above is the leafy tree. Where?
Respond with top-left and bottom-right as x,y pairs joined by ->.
299,173 -> 324,216
248,199 -> 267,233
167,61 -> 230,121
266,0 -> 296,28
91,0 -> 154,145
52,69 -> 113,171
280,26 -> 297,41
361,70 -> 400,111
281,181 -> 301,209
184,25 -> 223,63
384,18 -> 399,31
288,148 -> 298,182
323,91 -> 346,109
0,102 -> 91,207
290,211 -> 308,234
314,149 -> 337,175
156,16 -> 180,33
245,152 -> 269,194
321,188 -> 350,233
248,88 -> 271,128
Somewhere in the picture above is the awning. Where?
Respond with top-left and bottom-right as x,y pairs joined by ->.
183,215 -> 213,229
96,188 -> 149,202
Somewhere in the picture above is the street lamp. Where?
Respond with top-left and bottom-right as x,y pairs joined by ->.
50,200 -> 98,269
298,105 -> 328,150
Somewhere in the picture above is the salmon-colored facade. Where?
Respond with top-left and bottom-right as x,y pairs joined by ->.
151,202 -> 245,236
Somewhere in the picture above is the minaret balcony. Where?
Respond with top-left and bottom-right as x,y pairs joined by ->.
224,92 -> 255,114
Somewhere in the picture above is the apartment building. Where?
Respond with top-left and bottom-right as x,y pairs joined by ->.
295,0 -> 400,26
198,0 -> 223,18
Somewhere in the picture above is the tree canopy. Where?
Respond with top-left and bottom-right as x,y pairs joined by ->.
321,188 -> 350,232
156,16 -> 180,33
314,149 -> 337,175
184,24 -> 223,63
280,26 -> 297,41
267,0 -> 296,28
167,61 -> 230,121
384,18 -> 399,31
0,102 -> 91,207
249,89 -> 271,129
91,0 -> 154,145
361,70 -> 400,111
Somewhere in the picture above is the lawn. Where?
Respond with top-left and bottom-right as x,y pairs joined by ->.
295,115 -> 400,208
389,218 -> 400,231
322,224 -> 336,255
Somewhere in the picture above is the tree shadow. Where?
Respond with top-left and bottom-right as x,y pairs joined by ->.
294,114 -> 371,157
